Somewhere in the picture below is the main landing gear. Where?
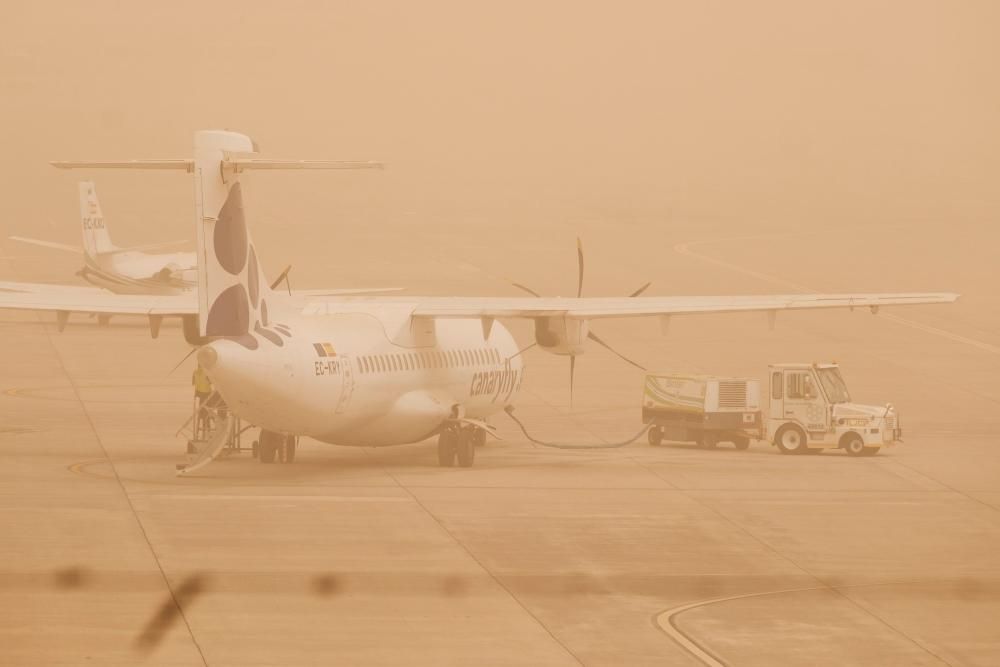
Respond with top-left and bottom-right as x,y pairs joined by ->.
437,424 -> 486,468
255,430 -> 298,464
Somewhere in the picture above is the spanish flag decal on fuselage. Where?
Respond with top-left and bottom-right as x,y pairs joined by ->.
313,342 -> 337,357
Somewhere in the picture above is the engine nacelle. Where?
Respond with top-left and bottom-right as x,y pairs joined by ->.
534,317 -> 588,356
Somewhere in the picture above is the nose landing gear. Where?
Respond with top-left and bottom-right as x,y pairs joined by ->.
437,425 -> 483,468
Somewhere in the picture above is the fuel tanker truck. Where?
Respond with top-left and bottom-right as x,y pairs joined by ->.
643,363 -> 901,456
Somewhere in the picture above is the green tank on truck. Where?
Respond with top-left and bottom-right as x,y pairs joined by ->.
643,374 -> 762,450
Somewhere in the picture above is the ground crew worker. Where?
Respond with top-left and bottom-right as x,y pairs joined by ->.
192,364 -> 213,435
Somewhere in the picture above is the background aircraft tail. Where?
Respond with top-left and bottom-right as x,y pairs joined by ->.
78,181 -> 116,256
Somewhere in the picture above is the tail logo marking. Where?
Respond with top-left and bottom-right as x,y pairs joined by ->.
204,182 -> 289,350
213,182 -> 249,275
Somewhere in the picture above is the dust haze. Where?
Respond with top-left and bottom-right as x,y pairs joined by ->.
2,2 -> 999,665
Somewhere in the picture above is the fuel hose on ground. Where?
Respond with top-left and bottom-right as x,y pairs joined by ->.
503,405 -> 653,450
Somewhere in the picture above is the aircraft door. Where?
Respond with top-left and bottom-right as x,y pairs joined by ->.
783,370 -> 826,432
770,370 -> 783,418
335,355 -> 355,414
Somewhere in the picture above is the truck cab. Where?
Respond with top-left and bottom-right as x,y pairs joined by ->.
768,363 -> 901,456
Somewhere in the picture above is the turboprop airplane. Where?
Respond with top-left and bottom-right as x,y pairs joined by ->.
10,181 -> 196,294
0,130 -> 959,472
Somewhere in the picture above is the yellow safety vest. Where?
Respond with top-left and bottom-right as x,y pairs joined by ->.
192,368 -> 213,394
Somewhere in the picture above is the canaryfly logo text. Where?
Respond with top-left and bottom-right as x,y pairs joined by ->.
470,368 -> 521,403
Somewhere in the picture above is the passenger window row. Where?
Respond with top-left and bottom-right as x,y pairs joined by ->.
358,347 -> 502,374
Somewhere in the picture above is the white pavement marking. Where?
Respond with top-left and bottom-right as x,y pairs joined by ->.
674,238 -> 999,354
654,585 -> 826,667
155,494 -> 413,502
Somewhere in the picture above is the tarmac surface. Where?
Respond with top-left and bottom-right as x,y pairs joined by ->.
2,223 -> 999,666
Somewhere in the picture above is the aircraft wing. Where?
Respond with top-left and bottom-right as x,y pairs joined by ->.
305,292 -> 959,319
0,280 -> 402,315
0,283 -> 195,315
8,236 -> 83,254
0,281 -> 400,316
0,280 -> 101,295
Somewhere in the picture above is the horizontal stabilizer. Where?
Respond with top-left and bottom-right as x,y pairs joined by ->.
52,158 -> 382,173
292,287 -> 405,297
8,236 -> 82,254
52,160 -> 194,171
226,158 -> 383,172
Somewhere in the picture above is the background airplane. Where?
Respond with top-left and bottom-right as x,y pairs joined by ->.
0,130 -> 960,473
10,181 -> 195,295
1,179 -> 400,329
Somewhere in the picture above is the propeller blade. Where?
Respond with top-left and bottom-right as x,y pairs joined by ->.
511,282 -> 543,297
168,346 -> 200,375
506,341 -> 537,362
628,281 -> 652,297
269,265 -> 292,295
569,355 -> 576,407
576,237 -> 585,298
587,330 -> 646,370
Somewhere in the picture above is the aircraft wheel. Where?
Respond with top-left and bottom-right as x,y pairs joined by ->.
186,440 -> 197,455
733,436 -> 750,451
283,436 -> 297,463
259,430 -> 279,464
775,425 -> 807,455
843,433 -> 866,457
472,428 -> 487,448
648,427 -> 663,447
456,429 -> 476,468
437,429 -> 457,467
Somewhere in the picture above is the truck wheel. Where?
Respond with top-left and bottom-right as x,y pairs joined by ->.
843,433 -> 866,457
733,436 -> 750,451
775,425 -> 807,455
648,427 -> 663,447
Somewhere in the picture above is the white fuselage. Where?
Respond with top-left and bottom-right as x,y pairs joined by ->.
201,309 -> 525,447
82,250 -> 196,295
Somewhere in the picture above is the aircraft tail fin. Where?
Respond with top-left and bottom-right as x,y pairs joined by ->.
193,131 -> 278,343
192,131 -> 382,340
78,181 -> 116,256
50,132 -> 382,342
